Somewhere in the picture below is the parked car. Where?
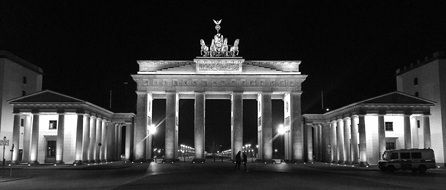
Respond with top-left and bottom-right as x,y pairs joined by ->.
378,148 -> 436,173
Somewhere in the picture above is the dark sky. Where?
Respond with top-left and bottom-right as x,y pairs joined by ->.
2,1 -> 446,152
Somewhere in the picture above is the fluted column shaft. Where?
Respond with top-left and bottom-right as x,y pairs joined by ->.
231,92 -> 243,160
56,113 -> 65,163
358,115 -> 367,166
350,116 -> 359,164
165,92 -> 178,160
12,114 -> 21,163
88,116 -> 96,162
194,92 -> 206,159
423,115 -> 431,148
343,118 -> 351,164
95,118 -> 102,162
134,92 -> 147,161
404,114 -> 411,148
29,113 -> 40,164
74,114 -> 84,164
378,114 -> 386,160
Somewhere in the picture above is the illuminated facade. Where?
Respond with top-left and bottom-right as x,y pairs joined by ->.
304,92 -> 434,166
131,20 -> 307,162
0,50 -> 43,162
9,90 -> 134,164
396,51 -> 446,166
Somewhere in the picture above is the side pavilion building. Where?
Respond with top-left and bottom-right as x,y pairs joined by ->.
304,91 -> 435,166
9,90 -> 134,164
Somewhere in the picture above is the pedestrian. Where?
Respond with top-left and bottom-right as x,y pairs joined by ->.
235,151 -> 241,170
242,152 -> 248,171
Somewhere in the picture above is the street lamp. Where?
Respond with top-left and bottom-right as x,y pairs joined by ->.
277,124 -> 286,135
148,124 -> 157,135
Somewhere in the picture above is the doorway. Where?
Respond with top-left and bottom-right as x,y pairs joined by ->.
45,139 -> 56,163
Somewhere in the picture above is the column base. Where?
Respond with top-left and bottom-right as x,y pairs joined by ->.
55,160 -> 64,164
162,159 -> 180,164
359,162 -> 369,167
192,158 -> 206,164
255,159 -> 276,164
73,160 -> 83,165
28,161 -> 39,165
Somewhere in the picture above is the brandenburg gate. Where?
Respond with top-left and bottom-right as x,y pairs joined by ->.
131,20 -> 307,162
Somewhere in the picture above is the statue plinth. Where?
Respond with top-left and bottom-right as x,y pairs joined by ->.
194,57 -> 244,74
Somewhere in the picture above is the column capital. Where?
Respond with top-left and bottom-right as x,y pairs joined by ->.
136,91 -> 148,95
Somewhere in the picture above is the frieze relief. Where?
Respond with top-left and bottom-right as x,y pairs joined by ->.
147,78 -> 299,88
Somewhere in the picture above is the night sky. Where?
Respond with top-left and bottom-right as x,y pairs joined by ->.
2,1 -> 446,152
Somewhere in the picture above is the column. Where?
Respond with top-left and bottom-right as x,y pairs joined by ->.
258,92 -> 272,160
165,92 -> 178,160
423,115 -> 431,148
100,120 -> 106,161
11,114 -> 21,163
358,115 -> 367,166
110,124 -> 116,160
330,121 -> 337,162
106,123 -> 113,161
313,125 -> 319,161
403,114 -> 411,148
56,113 -> 65,163
117,125 -> 122,160
74,114 -> 84,164
82,115 -> 90,162
29,113 -> 39,164
318,125 -> 323,161
22,115 -> 32,162
125,120 -> 134,160
321,124 -> 329,162
306,125 -> 313,162
411,116 -> 419,148
283,94 -> 291,161
350,116 -> 359,164
231,92 -> 243,160
194,92 -> 206,160
337,119 -> 345,163
343,118 -> 351,164
284,92 -> 303,162
104,122 -> 110,161
378,114 -> 386,160
95,118 -> 102,162
134,92 -> 147,161
145,93 -> 153,161
88,116 -> 96,162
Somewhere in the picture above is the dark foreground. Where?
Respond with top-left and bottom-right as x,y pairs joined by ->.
0,161 -> 445,190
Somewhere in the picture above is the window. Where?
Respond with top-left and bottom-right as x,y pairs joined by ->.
400,152 -> 410,159
411,152 -> 422,159
20,119 -> 24,127
386,142 -> 396,150
390,153 -> 399,159
22,76 -> 27,84
385,122 -> 393,131
413,77 -> 418,85
417,120 -> 421,128
49,120 -> 57,130
22,91 -> 26,96
415,92 -> 419,97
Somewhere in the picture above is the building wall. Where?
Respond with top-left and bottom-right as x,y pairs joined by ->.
384,115 -> 405,150
396,59 -> 446,165
0,58 -> 42,161
37,114 -> 58,163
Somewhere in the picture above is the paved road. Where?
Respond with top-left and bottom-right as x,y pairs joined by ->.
0,162 -> 445,190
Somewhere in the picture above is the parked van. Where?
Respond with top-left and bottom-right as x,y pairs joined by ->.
378,149 -> 436,173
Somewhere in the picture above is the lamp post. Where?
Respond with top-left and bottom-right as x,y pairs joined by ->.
9,144 -> 14,176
